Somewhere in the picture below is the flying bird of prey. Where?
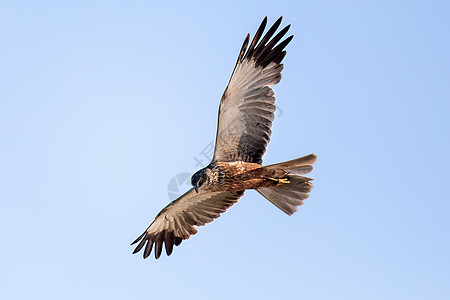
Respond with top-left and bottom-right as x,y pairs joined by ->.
132,17 -> 317,259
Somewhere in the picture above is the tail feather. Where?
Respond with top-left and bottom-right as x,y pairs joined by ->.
266,153 -> 317,169
257,154 -> 317,216
286,165 -> 314,176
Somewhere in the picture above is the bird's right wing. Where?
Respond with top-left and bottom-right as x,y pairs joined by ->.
131,188 -> 244,259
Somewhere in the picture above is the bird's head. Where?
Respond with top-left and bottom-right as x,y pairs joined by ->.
191,168 -> 211,193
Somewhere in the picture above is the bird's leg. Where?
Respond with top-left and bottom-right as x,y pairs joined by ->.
264,176 -> 290,185
277,178 -> 290,184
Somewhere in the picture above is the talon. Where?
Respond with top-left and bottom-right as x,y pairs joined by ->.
265,176 -> 290,185
278,178 -> 290,184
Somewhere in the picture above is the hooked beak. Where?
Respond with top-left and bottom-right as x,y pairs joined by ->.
194,184 -> 200,193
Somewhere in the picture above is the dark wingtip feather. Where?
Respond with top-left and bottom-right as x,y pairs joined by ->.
275,16 -> 283,24
155,240 -> 163,259
255,16 -> 283,52
143,240 -> 153,259
245,17 -> 268,59
165,231 -> 175,256
241,17 -> 292,69
262,16 -> 268,25
236,34 -> 250,65
273,51 -> 287,65
131,232 -> 146,245
263,24 -> 291,52
132,235 -> 148,254
174,237 -> 183,246
257,34 -> 293,68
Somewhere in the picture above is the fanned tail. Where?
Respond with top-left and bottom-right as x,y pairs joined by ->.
257,154 -> 317,215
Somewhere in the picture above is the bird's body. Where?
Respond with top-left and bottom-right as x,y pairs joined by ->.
199,161 -> 288,192
132,17 -> 317,259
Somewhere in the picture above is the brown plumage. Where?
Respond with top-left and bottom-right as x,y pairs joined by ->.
131,17 -> 317,259
202,161 -> 289,192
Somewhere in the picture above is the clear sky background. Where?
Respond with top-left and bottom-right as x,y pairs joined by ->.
1,1 -> 449,299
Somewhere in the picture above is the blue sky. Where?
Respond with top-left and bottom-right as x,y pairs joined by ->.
1,1 -> 449,299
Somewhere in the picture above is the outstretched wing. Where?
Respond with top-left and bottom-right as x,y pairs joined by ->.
131,188 -> 244,259
212,17 -> 293,164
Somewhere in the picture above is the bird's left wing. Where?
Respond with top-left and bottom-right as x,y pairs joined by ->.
131,188 -> 244,259
212,17 -> 293,164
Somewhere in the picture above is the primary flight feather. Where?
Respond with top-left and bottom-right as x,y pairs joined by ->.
132,17 -> 317,259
